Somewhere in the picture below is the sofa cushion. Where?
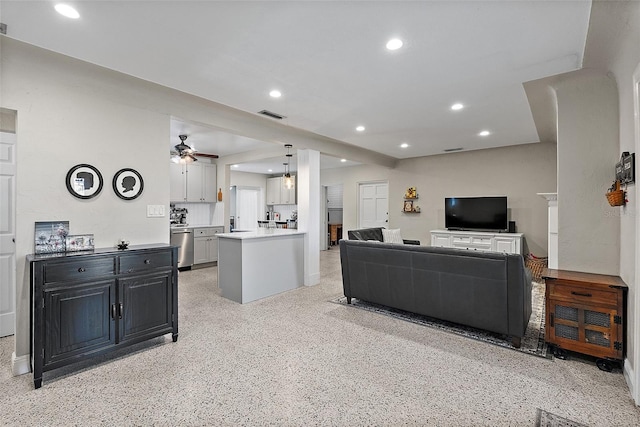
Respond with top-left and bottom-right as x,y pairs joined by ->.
382,228 -> 404,244
348,227 -> 384,242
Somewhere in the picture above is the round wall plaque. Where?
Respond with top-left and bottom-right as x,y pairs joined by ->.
65,164 -> 104,200
112,168 -> 144,200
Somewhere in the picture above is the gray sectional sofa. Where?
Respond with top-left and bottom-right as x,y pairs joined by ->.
339,239 -> 533,347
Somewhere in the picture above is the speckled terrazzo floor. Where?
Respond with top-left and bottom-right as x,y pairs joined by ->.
1,249 -> 639,426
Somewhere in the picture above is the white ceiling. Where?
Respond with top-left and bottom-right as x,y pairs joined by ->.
169,118 -> 360,173
1,1 -> 592,173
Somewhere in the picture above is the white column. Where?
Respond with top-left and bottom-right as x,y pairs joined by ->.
297,149 -> 320,286
538,193 -> 558,269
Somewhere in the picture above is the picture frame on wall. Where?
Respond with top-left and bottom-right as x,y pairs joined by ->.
403,200 -> 414,212
622,152 -> 635,184
34,221 -> 69,254
66,164 -> 103,199
112,168 -> 144,200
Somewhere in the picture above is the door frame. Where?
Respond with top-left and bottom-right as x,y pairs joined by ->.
629,61 -> 640,405
320,186 -> 328,250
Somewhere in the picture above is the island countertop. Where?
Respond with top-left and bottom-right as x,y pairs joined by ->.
217,229 -> 305,240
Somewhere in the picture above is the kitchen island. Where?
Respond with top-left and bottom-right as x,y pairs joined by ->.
217,229 -> 305,303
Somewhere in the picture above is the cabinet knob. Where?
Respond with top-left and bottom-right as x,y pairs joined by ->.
144,259 -> 151,264
78,267 -> 86,272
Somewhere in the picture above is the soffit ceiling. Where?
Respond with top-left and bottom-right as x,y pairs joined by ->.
1,1 -> 592,171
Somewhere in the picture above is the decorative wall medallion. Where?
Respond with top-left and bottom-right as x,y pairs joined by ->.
66,164 -> 103,199
112,168 -> 144,200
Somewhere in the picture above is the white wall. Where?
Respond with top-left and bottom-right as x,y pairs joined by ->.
2,39 -> 171,362
582,0 -> 640,403
554,71 -> 620,275
322,142 -> 556,255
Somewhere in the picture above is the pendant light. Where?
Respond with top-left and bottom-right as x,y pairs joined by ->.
283,144 -> 294,189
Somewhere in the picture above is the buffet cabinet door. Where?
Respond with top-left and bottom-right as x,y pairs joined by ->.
44,279 -> 116,367
117,272 -> 173,344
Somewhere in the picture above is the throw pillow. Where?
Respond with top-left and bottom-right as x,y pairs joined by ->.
382,228 -> 404,244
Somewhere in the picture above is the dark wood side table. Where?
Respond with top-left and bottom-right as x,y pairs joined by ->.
329,224 -> 343,246
542,268 -> 627,371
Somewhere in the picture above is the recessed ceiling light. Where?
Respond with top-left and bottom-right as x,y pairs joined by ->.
386,38 -> 403,51
341,159 -> 347,163
232,164 -> 239,168
478,130 -> 491,137
268,169 -> 273,172
269,90 -> 282,98
55,4 -> 80,19
356,125 -> 365,132
451,103 -> 464,111
400,143 -> 409,148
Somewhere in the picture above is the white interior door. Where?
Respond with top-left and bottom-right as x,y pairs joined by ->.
358,182 -> 388,229
236,187 -> 261,230
0,132 -> 17,337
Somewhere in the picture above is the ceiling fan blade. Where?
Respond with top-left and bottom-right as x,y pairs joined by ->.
194,153 -> 219,159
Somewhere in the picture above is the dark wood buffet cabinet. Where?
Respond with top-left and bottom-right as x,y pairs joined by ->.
28,244 -> 178,388
542,268 -> 627,372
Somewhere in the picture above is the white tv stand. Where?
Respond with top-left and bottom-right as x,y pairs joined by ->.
430,229 -> 523,255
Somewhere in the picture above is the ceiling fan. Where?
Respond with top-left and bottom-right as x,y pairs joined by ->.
170,134 -> 218,163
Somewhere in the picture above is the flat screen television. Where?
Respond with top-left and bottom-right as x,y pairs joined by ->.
445,196 -> 508,231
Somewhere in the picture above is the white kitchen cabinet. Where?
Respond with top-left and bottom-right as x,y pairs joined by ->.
170,162 -> 217,203
169,162 -> 186,202
266,177 -> 282,205
266,176 -> 296,205
193,226 -> 223,264
430,229 -> 523,255
187,163 -> 217,202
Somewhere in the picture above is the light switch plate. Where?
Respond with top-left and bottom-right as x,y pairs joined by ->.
147,205 -> 166,217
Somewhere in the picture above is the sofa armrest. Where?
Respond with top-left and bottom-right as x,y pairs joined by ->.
402,239 -> 420,245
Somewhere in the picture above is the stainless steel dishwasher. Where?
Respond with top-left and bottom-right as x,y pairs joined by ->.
170,228 -> 194,269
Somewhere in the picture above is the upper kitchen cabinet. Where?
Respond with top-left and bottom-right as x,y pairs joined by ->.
266,176 -> 296,205
266,177 -> 282,205
170,162 -> 217,203
169,162 -> 186,202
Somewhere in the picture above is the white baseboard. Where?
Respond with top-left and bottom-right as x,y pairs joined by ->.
305,271 -> 320,286
624,359 -> 638,405
11,352 -> 30,376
